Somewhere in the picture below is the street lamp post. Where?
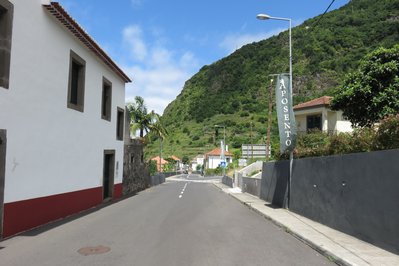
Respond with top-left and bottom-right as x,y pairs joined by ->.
256,14 -> 292,102
257,13 -> 293,209
214,124 -> 226,176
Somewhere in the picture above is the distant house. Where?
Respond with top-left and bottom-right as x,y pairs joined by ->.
0,1 -> 131,238
191,154 -> 205,170
204,148 -> 233,169
150,156 -> 168,172
170,155 -> 183,171
294,96 -> 353,134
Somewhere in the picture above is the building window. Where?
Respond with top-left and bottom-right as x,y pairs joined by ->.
101,77 -> 112,121
67,50 -> 86,112
0,0 -> 13,89
307,114 -> 322,131
116,107 -> 124,141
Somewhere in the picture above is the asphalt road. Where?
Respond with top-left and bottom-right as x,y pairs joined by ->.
0,176 -> 334,266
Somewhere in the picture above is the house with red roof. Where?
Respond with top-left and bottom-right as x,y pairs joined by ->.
170,155 -> 184,171
204,148 -> 233,169
0,1 -> 131,238
294,96 -> 353,134
150,156 -> 168,172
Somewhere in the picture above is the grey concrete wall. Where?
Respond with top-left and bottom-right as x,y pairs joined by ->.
237,161 -> 263,177
241,177 -> 261,197
260,160 -> 289,207
222,176 -> 233,187
123,139 -> 149,195
162,172 -> 179,178
261,149 -> 399,254
149,174 -> 165,186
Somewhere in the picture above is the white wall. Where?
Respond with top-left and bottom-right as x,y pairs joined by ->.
0,0 -> 126,203
207,156 -> 232,169
295,107 -> 353,133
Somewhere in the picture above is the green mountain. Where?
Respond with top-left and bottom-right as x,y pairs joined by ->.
146,0 -> 399,160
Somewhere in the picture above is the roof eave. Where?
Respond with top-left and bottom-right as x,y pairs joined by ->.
43,2 -> 132,83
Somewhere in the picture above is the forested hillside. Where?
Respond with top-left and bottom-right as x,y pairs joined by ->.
146,0 -> 399,159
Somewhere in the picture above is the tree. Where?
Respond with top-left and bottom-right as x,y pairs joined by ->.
147,115 -> 168,172
331,45 -> 399,127
127,96 -> 158,138
181,155 -> 190,165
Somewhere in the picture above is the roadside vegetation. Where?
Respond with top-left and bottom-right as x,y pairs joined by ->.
145,0 -> 399,161
277,115 -> 399,160
277,45 -> 399,160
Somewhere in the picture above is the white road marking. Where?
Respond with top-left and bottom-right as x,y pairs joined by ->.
179,183 -> 188,199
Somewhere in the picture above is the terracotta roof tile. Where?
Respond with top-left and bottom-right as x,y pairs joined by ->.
170,155 -> 181,161
205,148 -> 233,157
43,2 -> 131,83
293,96 -> 333,111
150,156 -> 168,164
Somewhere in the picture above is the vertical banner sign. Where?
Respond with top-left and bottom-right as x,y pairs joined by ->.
275,74 -> 297,153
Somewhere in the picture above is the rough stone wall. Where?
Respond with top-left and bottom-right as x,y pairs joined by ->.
122,139 -> 149,196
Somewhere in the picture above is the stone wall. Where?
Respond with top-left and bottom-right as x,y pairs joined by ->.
123,138 -> 149,195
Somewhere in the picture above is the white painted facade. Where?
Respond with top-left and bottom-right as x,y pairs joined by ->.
191,155 -> 204,170
206,155 -> 232,169
295,107 -> 353,133
0,0 -> 127,203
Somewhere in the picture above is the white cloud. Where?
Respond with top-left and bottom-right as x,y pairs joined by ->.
123,25 -> 147,61
220,28 -> 286,54
122,25 -> 199,115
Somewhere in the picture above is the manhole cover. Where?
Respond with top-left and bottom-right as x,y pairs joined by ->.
78,245 -> 110,256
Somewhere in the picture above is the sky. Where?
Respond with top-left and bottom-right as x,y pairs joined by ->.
57,0 -> 350,115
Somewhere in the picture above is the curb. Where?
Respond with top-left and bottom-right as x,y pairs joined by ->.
213,183 -> 352,266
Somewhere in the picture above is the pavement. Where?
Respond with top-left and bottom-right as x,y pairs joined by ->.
213,182 -> 399,266
0,180 -> 334,266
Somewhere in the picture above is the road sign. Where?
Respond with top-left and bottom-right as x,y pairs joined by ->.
220,161 -> 226,168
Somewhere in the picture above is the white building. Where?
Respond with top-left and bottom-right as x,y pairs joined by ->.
204,148 -> 233,169
0,0 -> 131,238
191,154 -> 204,171
294,96 -> 353,134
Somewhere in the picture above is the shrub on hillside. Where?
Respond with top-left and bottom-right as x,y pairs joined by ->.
240,111 -> 250,117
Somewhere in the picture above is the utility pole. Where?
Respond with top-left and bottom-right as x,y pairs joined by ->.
159,138 -> 163,173
266,79 -> 274,161
250,122 -> 253,160
215,125 -> 226,176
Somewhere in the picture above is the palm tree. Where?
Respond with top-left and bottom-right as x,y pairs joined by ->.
148,116 -> 168,172
127,96 -> 168,172
127,96 -> 157,138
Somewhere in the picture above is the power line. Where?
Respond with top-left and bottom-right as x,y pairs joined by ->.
313,0 -> 337,28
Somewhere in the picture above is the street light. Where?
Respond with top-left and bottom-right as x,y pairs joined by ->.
214,124 -> 226,176
257,13 -> 293,209
256,14 -> 292,103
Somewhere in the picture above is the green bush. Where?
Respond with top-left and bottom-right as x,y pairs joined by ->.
328,133 -> 353,154
350,127 -> 376,153
374,114 -> 399,150
293,129 -> 330,158
205,167 -> 223,176
276,115 -> 399,161
240,111 -> 250,117
192,135 -> 200,141
149,160 -> 158,176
